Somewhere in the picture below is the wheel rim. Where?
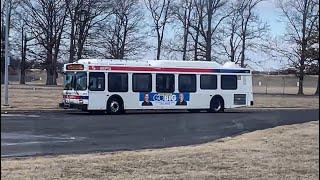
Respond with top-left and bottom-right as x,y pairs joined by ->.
110,101 -> 119,112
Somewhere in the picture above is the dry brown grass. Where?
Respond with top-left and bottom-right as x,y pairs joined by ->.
1,84 -> 62,110
1,84 -> 319,111
1,121 -> 319,180
253,94 -> 319,108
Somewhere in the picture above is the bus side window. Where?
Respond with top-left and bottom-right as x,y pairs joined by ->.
221,75 -> 237,90
132,73 -> 152,92
179,74 -> 196,92
89,72 -> 105,91
156,74 -> 175,93
200,75 -> 217,90
108,73 -> 128,92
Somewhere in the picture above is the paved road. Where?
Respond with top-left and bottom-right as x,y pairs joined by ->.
1,109 -> 319,157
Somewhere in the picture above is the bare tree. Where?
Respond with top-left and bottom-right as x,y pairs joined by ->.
93,0 -> 144,59
9,1 -> 37,84
145,0 -> 171,60
189,2 -> 203,61
190,0 -> 229,61
239,0 -> 268,67
305,18 -> 319,95
221,0 -> 268,66
221,1 -> 242,63
171,0 -> 193,60
65,0 -> 111,63
278,0 -> 319,95
22,0 -> 67,85
15,13 -> 33,84
1,0 -> 17,81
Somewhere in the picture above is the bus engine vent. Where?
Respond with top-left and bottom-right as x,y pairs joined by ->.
234,94 -> 246,105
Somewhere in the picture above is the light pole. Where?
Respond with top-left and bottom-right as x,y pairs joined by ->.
4,0 -> 11,106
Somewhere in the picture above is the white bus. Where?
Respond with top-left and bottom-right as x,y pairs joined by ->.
60,59 -> 253,114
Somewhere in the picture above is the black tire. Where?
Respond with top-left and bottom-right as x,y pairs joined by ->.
209,97 -> 224,113
107,98 -> 123,115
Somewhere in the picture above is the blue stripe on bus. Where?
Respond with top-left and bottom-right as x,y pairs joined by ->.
80,96 -> 89,99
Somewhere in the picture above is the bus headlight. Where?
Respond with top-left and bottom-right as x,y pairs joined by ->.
79,99 -> 83,104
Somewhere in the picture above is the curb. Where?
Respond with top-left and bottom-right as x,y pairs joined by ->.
1,108 -> 73,114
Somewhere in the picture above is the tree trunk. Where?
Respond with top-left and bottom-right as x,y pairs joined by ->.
46,68 -> 57,85
69,20 -> 76,63
298,0 -> 308,95
77,40 -> 84,60
46,48 -> 57,85
182,4 -> 191,61
77,26 -> 84,60
205,35 -> 211,61
297,57 -> 305,95
120,20 -> 128,59
194,21 -> 200,61
297,73 -> 304,95
182,24 -> 188,60
240,36 -> 245,67
206,1 -> 212,61
156,30 -> 161,60
230,32 -> 235,62
20,33 -> 27,84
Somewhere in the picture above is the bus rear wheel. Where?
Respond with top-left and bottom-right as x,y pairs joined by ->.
107,98 -> 123,115
209,97 -> 224,113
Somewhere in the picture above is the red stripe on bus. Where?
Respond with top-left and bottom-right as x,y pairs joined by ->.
89,65 -> 214,73
63,95 -> 82,99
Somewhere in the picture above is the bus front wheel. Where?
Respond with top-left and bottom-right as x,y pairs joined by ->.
209,97 -> 224,113
107,98 -> 123,115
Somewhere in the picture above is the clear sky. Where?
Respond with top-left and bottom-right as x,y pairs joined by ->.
257,0 -> 286,36
249,0 -> 288,71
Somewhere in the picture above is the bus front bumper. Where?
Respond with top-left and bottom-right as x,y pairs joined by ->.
59,102 -> 88,111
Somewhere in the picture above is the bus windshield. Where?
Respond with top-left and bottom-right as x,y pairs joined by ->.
75,72 -> 87,90
63,72 -> 87,90
64,72 -> 74,90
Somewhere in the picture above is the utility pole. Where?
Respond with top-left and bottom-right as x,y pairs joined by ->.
4,0 -> 10,106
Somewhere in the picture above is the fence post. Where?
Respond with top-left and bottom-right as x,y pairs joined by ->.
265,76 -> 268,94
282,76 -> 285,95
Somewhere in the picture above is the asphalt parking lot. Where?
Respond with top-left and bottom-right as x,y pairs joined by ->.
1,108 -> 319,157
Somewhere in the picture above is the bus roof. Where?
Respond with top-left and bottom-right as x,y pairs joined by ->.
74,59 -> 245,70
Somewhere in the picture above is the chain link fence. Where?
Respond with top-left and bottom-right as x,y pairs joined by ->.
253,75 -> 318,95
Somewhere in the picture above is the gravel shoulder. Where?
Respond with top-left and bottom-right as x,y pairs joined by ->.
1,121 -> 319,180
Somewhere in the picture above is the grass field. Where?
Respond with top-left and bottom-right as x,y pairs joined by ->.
1,84 -> 62,111
1,121 -> 318,179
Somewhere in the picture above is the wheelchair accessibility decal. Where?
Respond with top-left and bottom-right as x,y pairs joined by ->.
139,93 -> 190,106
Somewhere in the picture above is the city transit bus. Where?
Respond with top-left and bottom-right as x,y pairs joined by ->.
60,59 -> 253,114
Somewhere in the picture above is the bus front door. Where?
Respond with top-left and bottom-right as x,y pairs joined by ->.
88,90 -> 106,110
